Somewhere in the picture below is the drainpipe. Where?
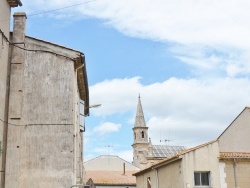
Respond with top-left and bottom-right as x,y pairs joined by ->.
233,158 -> 238,188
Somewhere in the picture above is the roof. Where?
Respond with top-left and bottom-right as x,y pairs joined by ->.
134,95 -> 147,128
134,140 -> 218,176
218,106 -> 250,139
84,155 -> 140,171
220,152 -> 250,159
75,56 -> 89,116
151,145 -> 186,158
85,170 -> 136,186
7,0 -> 22,7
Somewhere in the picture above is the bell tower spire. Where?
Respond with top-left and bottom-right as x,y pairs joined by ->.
132,95 -> 150,169
134,94 -> 147,128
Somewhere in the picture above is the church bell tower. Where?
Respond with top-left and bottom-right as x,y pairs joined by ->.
132,95 -> 150,169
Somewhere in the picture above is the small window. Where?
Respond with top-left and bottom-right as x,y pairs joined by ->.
147,177 -> 151,188
142,131 -> 144,138
194,172 -> 210,186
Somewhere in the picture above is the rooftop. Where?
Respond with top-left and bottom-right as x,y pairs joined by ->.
151,145 -> 186,158
85,170 -> 136,186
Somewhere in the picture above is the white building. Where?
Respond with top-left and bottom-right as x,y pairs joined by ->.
0,10 -> 89,188
134,107 -> 250,188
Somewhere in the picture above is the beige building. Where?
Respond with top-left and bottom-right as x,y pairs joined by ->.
132,96 -> 186,169
134,107 -> 250,188
0,8 -> 89,188
84,155 -> 140,188
0,0 -> 22,187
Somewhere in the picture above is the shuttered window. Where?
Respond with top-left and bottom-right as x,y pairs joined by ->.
79,100 -> 85,132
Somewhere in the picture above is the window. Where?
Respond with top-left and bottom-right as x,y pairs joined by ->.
194,172 -> 210,186
79,100 -> 85,132
142,131 -> 144,138
147,177 -> 151,188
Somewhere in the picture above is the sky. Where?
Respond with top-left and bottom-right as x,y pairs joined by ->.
11,0 -> 250,163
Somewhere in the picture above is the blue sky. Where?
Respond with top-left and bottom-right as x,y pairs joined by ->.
12,0 -> 250,162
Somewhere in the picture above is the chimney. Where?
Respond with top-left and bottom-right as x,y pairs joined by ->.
11,12 -> 26,64
13,12 -> 26,43
8,12 -> 26,119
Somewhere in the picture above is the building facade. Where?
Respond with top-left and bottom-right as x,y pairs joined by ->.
0,10 -> 89,188
134,107 -> 250,188
0,1 -> 22,187
132,96 -> 186,169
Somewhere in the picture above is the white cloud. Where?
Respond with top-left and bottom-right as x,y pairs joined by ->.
16,0 -> 250,76
89,77 -> 142,116
89,76 -> 250,147
16,0 -> 250,160
93,122 -> 121,135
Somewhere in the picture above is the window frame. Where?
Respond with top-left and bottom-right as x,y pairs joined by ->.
194,171 -> 210,187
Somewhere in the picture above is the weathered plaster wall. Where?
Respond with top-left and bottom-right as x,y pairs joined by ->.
221,161 -> 250,188
0,0 -> 10,35
135,170 -> 155,188
157,160 -> 182,188
5,14 -> 85,188
0,1 -> 11,187
182,141 -> 221,188
219,107 -> 250,152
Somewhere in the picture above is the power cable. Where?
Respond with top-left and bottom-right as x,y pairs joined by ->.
0,0 -> 98,22
28,0 -> 97,17
0,28 -> 77,61
0,117 -> 73,126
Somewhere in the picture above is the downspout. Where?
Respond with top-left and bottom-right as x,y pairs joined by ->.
233,158 -> 238,188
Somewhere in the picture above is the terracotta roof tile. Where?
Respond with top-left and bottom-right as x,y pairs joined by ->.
220,152 -> 250,158
85,170 -> 137,185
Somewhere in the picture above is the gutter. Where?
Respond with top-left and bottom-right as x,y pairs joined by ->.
153,156 -> 181,169
134,156 -> 181,176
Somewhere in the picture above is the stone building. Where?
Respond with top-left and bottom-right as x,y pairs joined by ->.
0,0 -> 22,187
134,107 -> 250,188
0,8 -> 89,188
132,96 -> 186,169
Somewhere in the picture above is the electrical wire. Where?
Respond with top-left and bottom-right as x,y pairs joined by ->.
0,0 -> 98,22
0,117 -> 74,126
0,28 -> 76,61
28,0 -> 97,17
